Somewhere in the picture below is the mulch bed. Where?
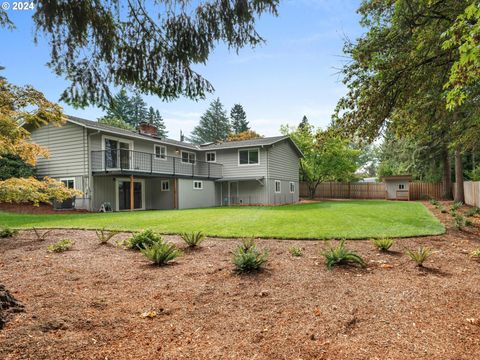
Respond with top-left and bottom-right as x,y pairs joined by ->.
0,202 -> 89,214
0,202 -> 479,359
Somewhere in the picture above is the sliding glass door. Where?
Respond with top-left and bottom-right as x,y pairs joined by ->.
105,138 -> 132,170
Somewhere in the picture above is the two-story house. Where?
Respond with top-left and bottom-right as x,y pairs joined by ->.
28,116 -> 302,211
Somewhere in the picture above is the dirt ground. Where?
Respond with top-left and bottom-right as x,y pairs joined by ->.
1,201 -> 479,359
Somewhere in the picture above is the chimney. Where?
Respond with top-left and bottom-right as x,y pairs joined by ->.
138,122 -> 158,137
180,130 -> 185,142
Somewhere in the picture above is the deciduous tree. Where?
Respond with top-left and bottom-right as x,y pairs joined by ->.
227,130 -> 263,142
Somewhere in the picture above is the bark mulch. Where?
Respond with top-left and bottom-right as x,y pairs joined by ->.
0,201 -> 479,359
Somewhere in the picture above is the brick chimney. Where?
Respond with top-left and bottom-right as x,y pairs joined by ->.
138,122 -> 158,137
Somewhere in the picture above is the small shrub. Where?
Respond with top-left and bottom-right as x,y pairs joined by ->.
405,246 -> 431,267
321,240 -> 366,270
232,238 -> 268,272
288,246 -> 303,257
453,213 -> 466,230
127,229 -> 162,250
429,199 -> 439,206
140,239 -> 182,266
180,231 -> 205,247
465,207 -> 480,217
371,238 -> 395,251
32,227 -> 53,241
470,249 -> 480,260
47,239 -> 74,253
440,207 -> 448,214
465,219 -> 474,227
95,227 -> 120,245
0,228 -> 18,238
450,202 -> 463,212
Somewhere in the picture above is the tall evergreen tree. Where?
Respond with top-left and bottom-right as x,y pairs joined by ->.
130,93 -> 148,126
104,89 -> 133,124
190,98 -> 231,144
145,107 -> 167,138
299,115 -> 309,130
230,104 -> 249,133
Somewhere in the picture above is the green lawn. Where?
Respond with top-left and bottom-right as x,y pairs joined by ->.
0,200 -> 444,239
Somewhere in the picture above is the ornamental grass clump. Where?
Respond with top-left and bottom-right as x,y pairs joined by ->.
321,240 -> 366,270
180,231 -> 205,248
405,246 -> 431,267
450,202 -> 463,213
288,246 -> 303,257
465,207 -> 480,217
453,213 -> 467,230
47,239 -> 74,253
232,238 -> 268,273
470,249 -> 480,261
127,229 -> 162,250
95,227 -> 120,245
140,239 -> 183,266
371,238 -> 395,252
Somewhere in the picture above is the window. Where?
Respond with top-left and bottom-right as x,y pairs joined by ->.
289,182 -> 295,193
193,180 -> 203,190
238,149 -> 259,165
181,151 -> 196,164
206,152 -> 216,162
398,184 -> 405,190
154,145 -> 167,160
60,178 -> 75,189
275,180 -> 281,193
161,180 -> 170,191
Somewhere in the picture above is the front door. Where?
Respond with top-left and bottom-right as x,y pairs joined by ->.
117,180 -> 144,210
229,181 -> 239,204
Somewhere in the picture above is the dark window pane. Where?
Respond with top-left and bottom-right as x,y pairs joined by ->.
239,150 -> 248,164
249,150 -> 259,164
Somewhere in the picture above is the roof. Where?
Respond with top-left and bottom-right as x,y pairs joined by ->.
67,116 -> 199,150
382,175 -> 413,181
66,115 -> 303,156
200,135 -> 304,157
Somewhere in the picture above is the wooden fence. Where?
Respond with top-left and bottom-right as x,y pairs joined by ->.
464,181 -> 480,207
300,181 -> 445,200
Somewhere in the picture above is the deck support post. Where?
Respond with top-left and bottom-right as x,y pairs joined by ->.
130,175 -> 134,211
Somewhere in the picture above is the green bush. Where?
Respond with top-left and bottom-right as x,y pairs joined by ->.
470,249 -> 480,260
321,240 -> 366,270
0,228 -> 18,238
140,239 -> 183,266
180,231 -> 205,247
95,227 -> 120,245
47,239 -> 74,253
450,202 -> 463,212
288,246 -> 303,257
465,207 -> 480,217
453,213 -> 466,230
32,227 -> 53,241
371,238 -> 395,251
405,246 -> 431,267
232,238 -> 268,272
127,229 -> 162,250
429,199 -> 439,206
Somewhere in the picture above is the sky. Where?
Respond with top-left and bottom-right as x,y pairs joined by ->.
0,0 -> 364,140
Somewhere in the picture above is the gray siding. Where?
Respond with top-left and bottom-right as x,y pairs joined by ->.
177,179 -> 216,209
215,148 -> 267,179
146,178 -> 175,210
267,179 -> 299,205
30,122 -> 88,177
92,176 -> 116,211
267,140 -> 300,181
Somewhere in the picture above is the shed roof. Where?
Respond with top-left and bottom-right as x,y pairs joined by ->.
382,175 -> 413,182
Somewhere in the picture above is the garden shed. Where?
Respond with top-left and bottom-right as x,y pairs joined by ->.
383,175 -> 412,200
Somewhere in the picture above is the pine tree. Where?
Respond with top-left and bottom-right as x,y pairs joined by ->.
130,93 -> 148,127
104,89 -> 134,125
299,115 -> 309,131
190,98 -> 231,144
146,107 -> 167,138
230,104 -> 249,133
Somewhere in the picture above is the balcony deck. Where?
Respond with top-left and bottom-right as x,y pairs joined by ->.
91,150 -> 223,179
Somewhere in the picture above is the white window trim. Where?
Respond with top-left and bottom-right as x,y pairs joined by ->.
193,180 -> 203,190
115,178 -> 146,211
398,184 -> 406,190
205,151 -> 217,163
275,180 -> 281,193
238,148 -> 260,166
59,177 -> 76,189
154,144 -> 167,160
289,181 -> 295,193
181,150 -> 196,164
161,179 -> 170,192
101,135 -> 134,170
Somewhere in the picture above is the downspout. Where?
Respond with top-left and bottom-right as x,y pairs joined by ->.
265,145 -> 269,205
87,130 -> 101,211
